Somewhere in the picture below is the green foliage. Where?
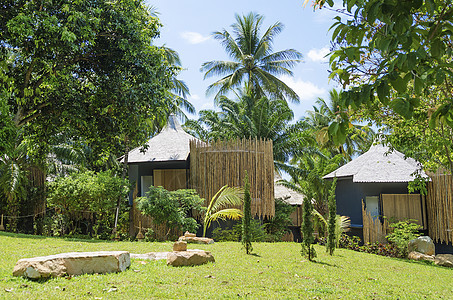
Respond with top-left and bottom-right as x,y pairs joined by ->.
301,192 -> 317,261
264,198 -> 295,241
137,187 -> 205,240
318,0 -> 453,172
47,170 -> 129,238
202,185 -> 243,237
326,178 -> 337,255
386,220 -> 421,258
212,219 -> 266,242
242,172 -> 253,254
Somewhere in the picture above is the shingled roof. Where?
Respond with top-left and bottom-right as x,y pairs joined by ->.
126,115 -> 200,163
323,143 -> 427,183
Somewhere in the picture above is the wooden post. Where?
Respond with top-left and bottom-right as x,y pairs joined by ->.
0,214 -> 4,231
136,221 -> 144,242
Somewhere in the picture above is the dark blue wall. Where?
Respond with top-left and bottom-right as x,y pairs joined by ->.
335,178 -> 409,226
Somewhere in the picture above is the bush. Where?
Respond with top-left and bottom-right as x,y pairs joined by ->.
137,187 -> 205,240
386,220 -> 421,257
47,170 -> 130,239
212,219 -> 266,242
263,198 -> 294,241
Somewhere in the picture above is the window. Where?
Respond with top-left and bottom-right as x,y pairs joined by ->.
141,176 -> 153,197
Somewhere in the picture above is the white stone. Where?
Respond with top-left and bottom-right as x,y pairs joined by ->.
13,251 -> 130,279
408,236 -> 435,256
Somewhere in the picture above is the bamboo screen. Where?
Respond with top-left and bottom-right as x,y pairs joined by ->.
153,169 -> 187,191
190,138 -> 275,218
381,194 -> 426,229
362,201 -> 389,244
426,173 -> 453,244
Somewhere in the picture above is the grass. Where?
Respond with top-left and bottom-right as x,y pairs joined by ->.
0,232 -> 452,299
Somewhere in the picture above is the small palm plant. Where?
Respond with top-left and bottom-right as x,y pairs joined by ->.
202,185 -> 244,237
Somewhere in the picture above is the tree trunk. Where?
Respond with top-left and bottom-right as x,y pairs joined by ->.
113,136 -> 129,237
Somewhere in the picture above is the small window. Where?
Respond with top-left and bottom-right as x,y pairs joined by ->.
141,176 -> 153,197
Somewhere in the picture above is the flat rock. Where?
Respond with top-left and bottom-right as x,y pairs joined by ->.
184,231 -> 196,238
13,251 -> 130,279
178,236 -> 214,244
408,251 -> 435,262
167,250 -> 215,267
408,236 -> 435,256
434,254 -> 453,268
131,250 -> 205,261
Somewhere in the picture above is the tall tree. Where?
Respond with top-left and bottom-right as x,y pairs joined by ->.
201,12 -> 302,103
312,0 -> 453,170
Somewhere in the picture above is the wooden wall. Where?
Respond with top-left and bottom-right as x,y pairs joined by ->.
362,201 -> 389,244
426,173 -> 453,244
190,138 -> 275,218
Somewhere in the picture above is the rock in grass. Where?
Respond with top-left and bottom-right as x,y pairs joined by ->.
434,254 -> 453,268
408,251 -> 434,262
173,241 -> 188,251
167,251 -> 215,267
178,236 -> 214,244
408,236 -> 435,256
13,251 -> 130,279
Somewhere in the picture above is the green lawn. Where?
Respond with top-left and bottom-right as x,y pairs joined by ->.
0,232 -> 451,299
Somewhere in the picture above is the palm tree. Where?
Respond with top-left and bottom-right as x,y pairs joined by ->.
306,89 -> 374,160
201,12 -> 302,103
202,185 -> 244,237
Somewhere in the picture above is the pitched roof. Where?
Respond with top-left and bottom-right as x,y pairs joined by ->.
323,143 -> 427,183
126,115 -> 200,163
274,173 -> 305,205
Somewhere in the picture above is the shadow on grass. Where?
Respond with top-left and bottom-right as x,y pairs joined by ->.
249,253 -> 261,257
314,260 -> 338,268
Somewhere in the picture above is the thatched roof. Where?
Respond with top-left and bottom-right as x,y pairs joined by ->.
125,115 -> 200,163
274,173 -> 305,205
323,143 -> 427,182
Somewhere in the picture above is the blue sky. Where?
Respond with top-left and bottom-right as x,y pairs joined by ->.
147,1 -> 342,121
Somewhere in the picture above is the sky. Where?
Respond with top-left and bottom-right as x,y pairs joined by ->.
146,0 -> 342,122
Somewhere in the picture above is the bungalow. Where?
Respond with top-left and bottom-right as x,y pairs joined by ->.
124,115 -> 275,237
323,142 -> 428,239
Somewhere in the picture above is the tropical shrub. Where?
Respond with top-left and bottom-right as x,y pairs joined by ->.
242,172 -> 253,254
386,220 -> 421,258
137,187 -> 205,240
326,178 -> 337,255
47,170 -> 129,238
263,198 -> 295,242
202,185 -> 243,237
301,193 -> 317,261
212,219 -> 266,242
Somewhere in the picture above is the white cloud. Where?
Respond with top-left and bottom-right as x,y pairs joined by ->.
280,75 -> 327,102
189,94 -> 200,101
180,31 -> 211,44
307,47 -> 330,63
201,101 -> 214,110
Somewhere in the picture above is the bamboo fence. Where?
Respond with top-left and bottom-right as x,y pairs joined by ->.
362,200 -> 389,244
381,194 -> 426,228
426,173 -> 453,244
190,138 -> 274,218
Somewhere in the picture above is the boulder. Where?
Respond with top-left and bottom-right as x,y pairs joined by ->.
434,254 -> 453,268
184,231 -> 196,238
408,251 -> 435,262
13,251 -> 130,279
408,236 -> 435,256
178,236 -> 214,244
173,241 -> 188,251
167,250 -> 215,267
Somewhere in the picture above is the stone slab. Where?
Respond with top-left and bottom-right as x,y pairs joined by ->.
178,236 -> 214,244
167,250 -> 215,267
13,251 -> 130,279
131,250 -> 205,261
